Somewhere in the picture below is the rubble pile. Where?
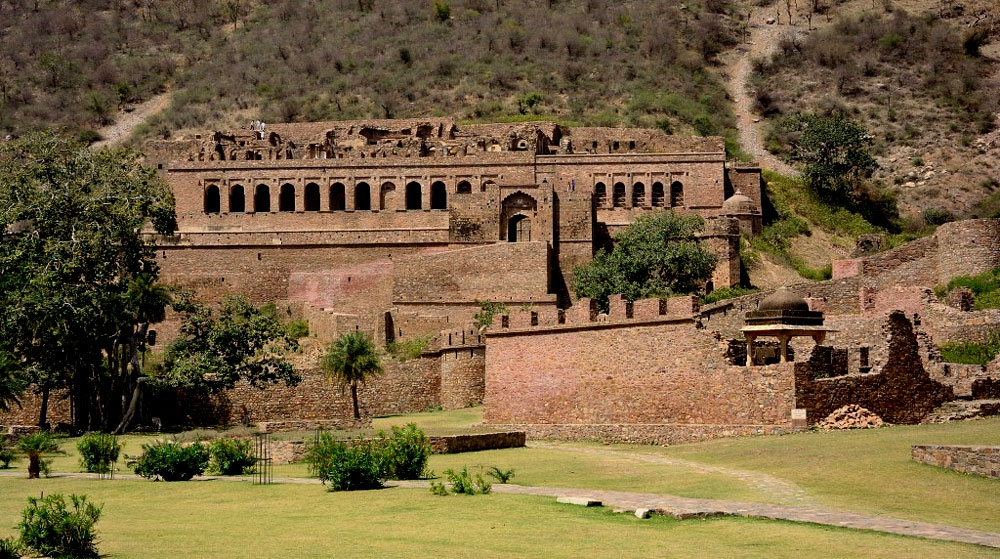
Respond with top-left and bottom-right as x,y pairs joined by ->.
820,405 -> 885,429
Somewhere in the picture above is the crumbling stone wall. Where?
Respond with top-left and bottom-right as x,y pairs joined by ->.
793,312 -> 954,424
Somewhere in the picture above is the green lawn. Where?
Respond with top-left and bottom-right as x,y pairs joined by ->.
0,477 -> 994,559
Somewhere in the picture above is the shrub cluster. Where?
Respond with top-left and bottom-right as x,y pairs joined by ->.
18,432 -> 61,479
208,438 -> 256,476
0,437 -> 15,469
939,331 -> 1000,366
304,423 -> 431,491
936,266 -> 1000,310
18,493 -> 102,559
76,432 -> 121,475
431,467 -> 493,496
133,440 -> 210,481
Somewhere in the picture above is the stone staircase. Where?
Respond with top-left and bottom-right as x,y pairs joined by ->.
924,399 -> 1000,423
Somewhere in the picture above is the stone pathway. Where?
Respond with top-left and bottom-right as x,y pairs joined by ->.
725,20 -> 801,176
91,91 -> 172,149
4,471 -> 998,548
528,442 -> 816,505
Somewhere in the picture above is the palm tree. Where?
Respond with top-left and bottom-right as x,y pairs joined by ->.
321,332 -> 383,420
18,432 -> 61,479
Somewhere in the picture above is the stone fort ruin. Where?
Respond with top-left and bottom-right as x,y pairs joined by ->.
3,118 -> 997,441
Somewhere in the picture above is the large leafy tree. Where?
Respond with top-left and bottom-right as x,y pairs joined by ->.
0,132 -> 176,430
156,294 -> 301,393
779,113 -> 879,201
573,211 -> 717,312
321,332 -> 383,420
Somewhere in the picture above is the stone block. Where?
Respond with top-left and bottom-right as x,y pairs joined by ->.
635,508 -> 652,519
608,295 -> 628,320
632,298 -> 661,320
557,496 -> 602,507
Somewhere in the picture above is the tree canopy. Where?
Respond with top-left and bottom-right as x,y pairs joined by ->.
0,132 -> 176,430
778,114 -> 878,201
158,294 -> 301,392
572,211 -> 717,312
322,332 -> 383,420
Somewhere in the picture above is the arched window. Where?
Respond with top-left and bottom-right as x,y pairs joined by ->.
651,182 -> 665,207
229,185 -> 245,213
482,180 -> 496,192
380,182 -> 396,210
279,183 -> 296,212
405,182 -> 422,210
457,180 -> 472,194
330,183 -> 346,211
430,181 -> 447,209
204,185 -> 221,214
355,182 -> 371,211
304,183 -> 320,212
254,184 -> 271,212
670,181 -> 684,207
612,182 -> 626,208
632,182 -> 645,207
594,182 -> 607,207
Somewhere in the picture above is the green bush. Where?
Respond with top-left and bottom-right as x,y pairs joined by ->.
0,437 -> 15,469
18,494 -> 102,559
133,440 -> 210,481
76,433 -> 121,475
305,433 -> 385,491
939,331 -> 1000,366
486,466 -> 515,484
429,481 -> 449,496
0,536 -> 21,559
702,287 -> 758,305
445,467 -> 477,494
209,438 -> 256,476
379,424 -> 430,480
385,335 -> 432,361
285,319 -> 309,339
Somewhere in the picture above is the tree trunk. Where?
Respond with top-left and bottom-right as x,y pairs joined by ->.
351,382 -> 360,419
113,377 -> 148,434
28,454 -> 40,479
37,387 -> 49,428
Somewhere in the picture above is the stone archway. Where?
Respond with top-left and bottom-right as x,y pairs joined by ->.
500,192 -> 537,241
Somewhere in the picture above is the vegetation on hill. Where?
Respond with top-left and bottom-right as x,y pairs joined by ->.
935,265 -> 1000,310
753,6 -> 1000,216
1,0 -> 746,150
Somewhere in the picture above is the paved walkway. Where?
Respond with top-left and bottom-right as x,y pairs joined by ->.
4,471 -> 997,549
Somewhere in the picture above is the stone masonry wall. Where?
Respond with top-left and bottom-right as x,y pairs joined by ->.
912,445 -> 1000,479
484,303 -> 796,443
793,312 -> 954,424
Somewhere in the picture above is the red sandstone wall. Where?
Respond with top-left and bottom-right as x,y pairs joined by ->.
484,321 -> 796,432
392,241 -> 552,303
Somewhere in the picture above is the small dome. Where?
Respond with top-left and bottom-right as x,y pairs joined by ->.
758,288 -> 810,312
722,190 -> 756,214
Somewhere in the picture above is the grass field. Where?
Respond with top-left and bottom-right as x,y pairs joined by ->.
2,409 -> 998,557
0,478 -> 994,559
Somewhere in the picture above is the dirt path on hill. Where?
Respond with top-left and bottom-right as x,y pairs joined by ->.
726,20 -> 801,176
529,442 -> 817,506
91,91 -> 172,149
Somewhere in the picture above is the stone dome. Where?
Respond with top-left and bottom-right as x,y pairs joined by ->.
722,190 -> 757,214
758,288 -> 810,312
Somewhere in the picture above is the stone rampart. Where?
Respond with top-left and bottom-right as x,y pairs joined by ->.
912,445 -> 1000,479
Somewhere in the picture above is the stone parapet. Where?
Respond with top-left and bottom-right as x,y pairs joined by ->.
492,423 -> 790,445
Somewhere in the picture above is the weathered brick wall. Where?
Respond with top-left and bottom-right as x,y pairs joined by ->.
912,445 -> 1000,479
392,241 -> 552,303
793,312 -> 954,424
930,363 -> 998,398
484,315 -> 796,442
935,219 -> 1000,284
439,346 -> 486,410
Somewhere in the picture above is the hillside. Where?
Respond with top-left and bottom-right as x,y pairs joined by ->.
751,0 -> 1000,219
2,0 -> 999,287
0,0 -> 743,150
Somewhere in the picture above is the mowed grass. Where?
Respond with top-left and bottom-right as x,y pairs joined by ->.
0,477 -> 994,559
625,417 -> 1000,532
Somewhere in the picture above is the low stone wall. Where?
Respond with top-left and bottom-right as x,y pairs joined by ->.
492,423 -> 790,445
256,419 -> 369,433
912,445 -> 1000,479
429,431 -> 526,454
267,431 -> 526,464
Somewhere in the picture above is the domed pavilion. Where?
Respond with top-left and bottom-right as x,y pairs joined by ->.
741,288 -> 834,366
